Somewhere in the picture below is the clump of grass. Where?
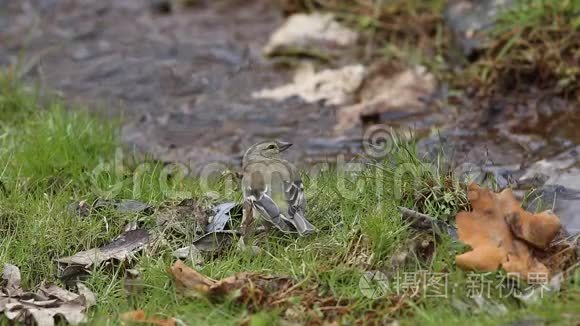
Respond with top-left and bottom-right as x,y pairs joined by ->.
360,200 -> 408,261
0,68 -> 37,125
370,138 -> 469,222
0,72 -> 119,192
463,0 -> 579,97
8,105 -> 119,192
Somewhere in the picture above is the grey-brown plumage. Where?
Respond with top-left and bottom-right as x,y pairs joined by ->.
241,140 -> 316,235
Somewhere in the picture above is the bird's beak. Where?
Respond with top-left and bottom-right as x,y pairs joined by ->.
276,141 -> 292,152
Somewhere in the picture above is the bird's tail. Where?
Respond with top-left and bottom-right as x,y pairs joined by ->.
282,212 -> 316,235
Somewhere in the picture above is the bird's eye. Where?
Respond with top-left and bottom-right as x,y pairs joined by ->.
266,144 -> 276,150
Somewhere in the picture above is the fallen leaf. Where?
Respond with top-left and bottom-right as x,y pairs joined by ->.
76,283 -> 97,308
56,229 -> 152,281
169,260 -> 294,304
505,208 -> 561,249
120,310 -> 175,326
524,184 -> 580,236
206,202 -> 241,233
252,63 -> 366,106
38,284 -> 79,302
455,183 -> 562,280
34,282 -> 96,309
2,264 -> 21,296
263,13 -> 358,56
0,265 -> 94,325
169,260 -> 214,297
57,229 -> 151,266
168,261 -> 357,323
5,301 -> 87,326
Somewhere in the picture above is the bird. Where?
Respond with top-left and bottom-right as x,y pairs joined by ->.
241,140 -> 316,238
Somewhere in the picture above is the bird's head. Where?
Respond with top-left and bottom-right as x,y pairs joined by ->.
243,140 -> 292,164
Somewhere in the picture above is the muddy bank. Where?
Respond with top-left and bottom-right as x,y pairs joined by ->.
0,0 -> 578,173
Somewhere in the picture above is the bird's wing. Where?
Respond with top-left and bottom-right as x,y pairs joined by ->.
252,191 -> 294,233
243,172 -> 294,233
280,178 -> 316,235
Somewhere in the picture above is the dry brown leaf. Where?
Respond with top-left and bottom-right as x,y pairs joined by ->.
120,310 -> 176,326
57,229 -> 152,283
57,229 -> 151,266
76,283 -> 97,308
1,264 -> 22,297
505,209 -> 561,249
38,284 -> 79,302
169,260 -> 294,303
169,260 -> 215,297
0,265 -> 95,325
168,261 -> 358,323
455,183 -> 562,280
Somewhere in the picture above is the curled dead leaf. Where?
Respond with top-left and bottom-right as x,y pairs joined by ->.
455,183 -> 562,280
169,260 -> 214,297
168,261 -> 357,323
505,209 -> 560,249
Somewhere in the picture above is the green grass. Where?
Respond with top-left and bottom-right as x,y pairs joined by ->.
0,76 -> 578,324
281,0 -> 579,99
462,0 -> 580,96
